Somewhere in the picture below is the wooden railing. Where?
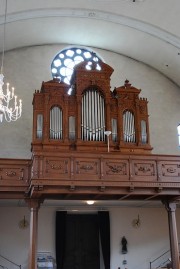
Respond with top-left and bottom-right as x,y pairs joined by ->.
29,152 -> 180,200
1,153 -> 180,201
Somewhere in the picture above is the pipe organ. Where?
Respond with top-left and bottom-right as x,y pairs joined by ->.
123,110 -> 136,143
32,61 -> 152,154
81,87 -> 105,142
50,106 -> 63,140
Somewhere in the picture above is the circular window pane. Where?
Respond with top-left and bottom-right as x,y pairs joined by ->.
60,67 -> 66,76
76,49 -> 82,54
64,58 -> 73,67
65,68 -> 74,77
51,47 -> 103,85
84,52 -> 91,58
59,53 -> 64,58
54,59 -> 61,67
66,50 -> 74,57
52,68 -> 57,74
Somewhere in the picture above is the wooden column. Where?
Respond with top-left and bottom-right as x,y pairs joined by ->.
164,201 -> 179,269
27,199 -> 41,269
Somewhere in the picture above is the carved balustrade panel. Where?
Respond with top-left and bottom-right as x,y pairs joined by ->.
74,158 -> 100,180
44,157 -> 70,179
103,160 -> 129,180
130,160 -> 157,181
0,160 -> 31,190
0,167 -> 25,181
158,161 -> 180,181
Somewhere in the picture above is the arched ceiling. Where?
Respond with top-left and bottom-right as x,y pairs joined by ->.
0,0 -> 180,86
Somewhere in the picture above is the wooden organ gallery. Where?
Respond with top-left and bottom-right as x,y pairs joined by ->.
0,60 -> 180,269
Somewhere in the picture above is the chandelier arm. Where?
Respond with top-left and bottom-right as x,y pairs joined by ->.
3,110 -> 21,122
0,0 -> 22,123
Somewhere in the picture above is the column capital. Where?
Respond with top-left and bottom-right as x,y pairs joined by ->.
25,198 -> 43,210
162,200 -> 177,212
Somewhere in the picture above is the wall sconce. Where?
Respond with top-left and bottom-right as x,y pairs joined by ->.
18,216 -> 29,229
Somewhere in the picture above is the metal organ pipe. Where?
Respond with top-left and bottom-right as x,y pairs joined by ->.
97,92 -> 101,141
50,106 -> 62,139
50,108 -> 53,139
129,111 -> 132,142
123,112 -> 126,142
111,118 -> 117,142
141,120 -> 147,144
89,90 -> 92,141
94,91 -> 98,141
81,96 -> 84,139
102,96 -> 105,141
37,114 -> 43,139
85,92 -> 88,140
127,111 -> 130,142
81,89 -> 105,141
132,115 -> 136,143
123,110 -> 135,143
92,90 -> 95,141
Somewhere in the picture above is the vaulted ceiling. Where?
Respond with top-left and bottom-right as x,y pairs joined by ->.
0,0 -> 180,86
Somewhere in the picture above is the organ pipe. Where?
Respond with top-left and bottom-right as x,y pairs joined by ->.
69,116 -> 75,140
36,114 -> 43,139
50,106 -> 63,139
111,118 -> 117,142
81,89 -> 105,141
141,120 -> 147,144
123,110 -> 136,143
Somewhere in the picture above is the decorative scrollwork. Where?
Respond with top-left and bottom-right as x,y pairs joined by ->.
161,163 -> 180,177
50,164 -> 62,170
107,164 -> 123,173
139,105 -> 145,114
80,165 -> 93,171
138,166 -> 151,173
106,162 -> 127,175
47,160 -> 62,170
166,167 -> 176,173
76,161 -> 98,175
6,171 -> 16,177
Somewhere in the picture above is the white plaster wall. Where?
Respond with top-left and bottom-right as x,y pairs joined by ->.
0,44 -> 180,158
0,206 -> 179,269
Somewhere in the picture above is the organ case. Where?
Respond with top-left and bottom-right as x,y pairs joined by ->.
32,61 -> 152,154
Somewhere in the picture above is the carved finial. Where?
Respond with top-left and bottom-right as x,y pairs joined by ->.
124,79 -> 131,88
91,61 -> 97,70
112,87 -> 117,96
53,77 -> 61,83
91,51 -> 97,58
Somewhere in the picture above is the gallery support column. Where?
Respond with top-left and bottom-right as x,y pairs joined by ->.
27,199 -> 41,269
164,201 -> 179,269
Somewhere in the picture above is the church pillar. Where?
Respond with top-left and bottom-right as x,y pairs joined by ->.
164,201 -> 179,269
27,199 -> 41,269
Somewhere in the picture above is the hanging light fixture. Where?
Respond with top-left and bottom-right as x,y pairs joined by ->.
0,0 -> 22,123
